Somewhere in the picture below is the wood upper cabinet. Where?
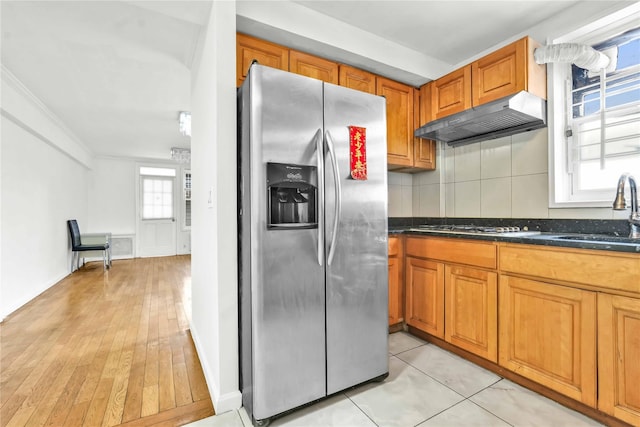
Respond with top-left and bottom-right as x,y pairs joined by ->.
597,293 -> 640,426
420,36 -> 546,121
498,275 -> 597,407
377,77 -> 415,169
445,265 -> 497,362
289,50 -> 339,84
339,65 -> 376,94
405,256 -> 445,338
429,65 -> 472,121
472,36 -> 546,106
388,236 -> 404,326
236,33 -> 289,87
413,87 -> 436,170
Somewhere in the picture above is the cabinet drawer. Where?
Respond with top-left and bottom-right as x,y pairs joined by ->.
499,244 -> 640,294
406,237 -> 497,269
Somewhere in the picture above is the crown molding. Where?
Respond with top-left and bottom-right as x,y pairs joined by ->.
1,65 -> 94,168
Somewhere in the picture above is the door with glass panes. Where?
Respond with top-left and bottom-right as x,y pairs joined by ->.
138,167 -> 177,257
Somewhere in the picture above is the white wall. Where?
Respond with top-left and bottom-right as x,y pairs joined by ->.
0,116 -> 89,320
388,128 -> 631,220
190,0 -> 241,414
88,157 -> 136,234
86,157 -> 191,256
1,69 -> 93,320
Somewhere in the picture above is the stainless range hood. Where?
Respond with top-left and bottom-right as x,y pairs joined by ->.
414,91 -> 547,146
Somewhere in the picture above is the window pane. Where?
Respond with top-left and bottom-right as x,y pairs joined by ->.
141,177 -> 174,219
140,167 -> 176,177
578,157 -> 640,191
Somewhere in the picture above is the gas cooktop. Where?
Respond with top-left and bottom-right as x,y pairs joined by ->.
408,224 -> 541,237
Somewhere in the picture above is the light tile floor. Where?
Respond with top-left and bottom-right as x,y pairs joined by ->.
186,332 -> 602,427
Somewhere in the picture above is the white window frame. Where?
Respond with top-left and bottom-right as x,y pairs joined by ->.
549,3 -> 640,208
183,169 -> 192,230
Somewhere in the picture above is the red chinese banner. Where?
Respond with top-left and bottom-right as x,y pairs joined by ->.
349,126 -> 367,180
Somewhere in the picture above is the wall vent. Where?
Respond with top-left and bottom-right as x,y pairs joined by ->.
111,235 -> 135,259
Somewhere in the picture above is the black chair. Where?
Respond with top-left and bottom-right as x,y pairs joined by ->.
67,219 -> 111,271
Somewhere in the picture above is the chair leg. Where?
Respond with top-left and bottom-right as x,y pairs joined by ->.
71,252 -> 75,273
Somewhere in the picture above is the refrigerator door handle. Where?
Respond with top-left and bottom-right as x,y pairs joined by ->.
325,130 -> 341,266
315,128 -> 324,267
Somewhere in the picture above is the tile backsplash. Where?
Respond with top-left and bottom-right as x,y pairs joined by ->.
388,128 -> 630,220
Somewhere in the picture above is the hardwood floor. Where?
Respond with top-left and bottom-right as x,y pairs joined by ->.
0,256 -> 214,426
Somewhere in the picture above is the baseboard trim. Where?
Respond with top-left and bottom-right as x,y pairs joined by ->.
0,271 -> 68,321
189,324 -> 242,414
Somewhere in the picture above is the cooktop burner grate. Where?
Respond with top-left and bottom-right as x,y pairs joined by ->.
409,224 -> 541,236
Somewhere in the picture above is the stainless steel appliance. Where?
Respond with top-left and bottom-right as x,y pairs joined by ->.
414,91 -> 547,147
237,64 -> 389,426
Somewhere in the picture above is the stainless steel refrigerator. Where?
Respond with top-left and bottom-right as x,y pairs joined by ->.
238,64 -> 388,426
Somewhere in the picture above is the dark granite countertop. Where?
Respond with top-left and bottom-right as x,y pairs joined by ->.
388,218 -> 640,254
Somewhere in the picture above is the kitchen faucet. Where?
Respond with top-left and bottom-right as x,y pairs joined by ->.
612,173 -> 640,238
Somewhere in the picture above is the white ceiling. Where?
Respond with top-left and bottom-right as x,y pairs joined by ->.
1,1 -> 634,161
293,0 -> 581,66
1,1 -> 211,160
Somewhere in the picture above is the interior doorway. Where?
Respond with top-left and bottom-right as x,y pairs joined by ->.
137,166 -> 178,257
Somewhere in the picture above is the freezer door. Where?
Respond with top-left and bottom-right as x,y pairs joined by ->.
243,65 -> 327,420
323,83 -> 389,394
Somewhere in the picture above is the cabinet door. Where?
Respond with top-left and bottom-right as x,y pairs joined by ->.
339,65 -> 376,94
445,265 -> 497,362
377,77 -> 414,168
472,38 -> 525,106
597,293 -> 640,426
289,50 -> 339,84
414,140 -> 436,170
499,275 -> 597,406
418,81 -> 433,125
388,237 -> 403,325
413,87 -> 436,170
431,65 -> 471,120
405,257 -> 444,338
388,256 -> 401,325
236,34 -> 289,87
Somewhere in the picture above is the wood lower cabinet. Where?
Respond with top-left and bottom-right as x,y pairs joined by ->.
406,236 -> 496,356
445,265 -> 497,362
236,34 -> 289,87
597,293 -> 640,426
405,256 -> 444,338
498,275 -> 597,407
388,236 -> 404,326
289,50 -> 339,84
